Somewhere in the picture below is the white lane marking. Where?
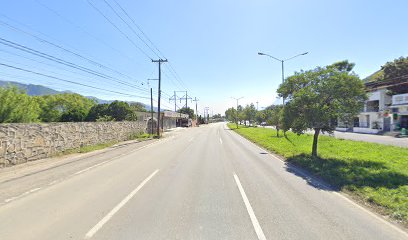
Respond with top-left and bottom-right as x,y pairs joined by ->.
1,140 -> 167,205
219,138 -> 223,144
73,160 -> 110,176
229,130 -> 408,237
189,137 -> 194,142
233,173 -> 267,240
85,169 -> 159,239
4,187 -> 41,203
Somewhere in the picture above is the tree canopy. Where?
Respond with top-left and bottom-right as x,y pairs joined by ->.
177,107 -> 195,119
0,86 -> 40,123
278,60 -> 367,157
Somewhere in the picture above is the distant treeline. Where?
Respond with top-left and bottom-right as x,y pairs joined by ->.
0,86 -> 146,123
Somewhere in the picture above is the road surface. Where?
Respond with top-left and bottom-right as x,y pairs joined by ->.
0,123 -> 406,240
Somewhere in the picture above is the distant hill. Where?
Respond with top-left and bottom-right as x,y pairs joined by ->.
0,80 -> 159,111
0,80 -> 60,95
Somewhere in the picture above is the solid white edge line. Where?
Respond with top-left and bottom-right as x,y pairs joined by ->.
233,173 -> 267,240
85,169 -> 159,239
228,125 -> 408,237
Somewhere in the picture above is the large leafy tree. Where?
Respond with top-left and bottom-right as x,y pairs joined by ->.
278,60 -> 367,157
243,103 -> 257,125
129,102 -> 147,112
107,101 -> 135,121
382,56 -> 408,93
36,93 -> 96,122
266,105 -> 283,137
86,104 -> 109,121
177,107 -> 195,119
0,86 -> 40,123
225,107 -> 238,127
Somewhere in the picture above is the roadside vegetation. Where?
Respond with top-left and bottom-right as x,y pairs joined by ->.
227,123 -> 408,225
0,86 -> 147,123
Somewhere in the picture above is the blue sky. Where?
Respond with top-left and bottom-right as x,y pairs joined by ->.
0,0 -> 407,115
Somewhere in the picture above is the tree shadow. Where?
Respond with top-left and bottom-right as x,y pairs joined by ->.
284,154 -> 408,192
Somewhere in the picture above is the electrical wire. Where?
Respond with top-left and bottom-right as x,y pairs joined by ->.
0,62 -> 150,99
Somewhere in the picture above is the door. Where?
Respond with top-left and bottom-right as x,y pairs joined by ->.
383,117 -> 391,131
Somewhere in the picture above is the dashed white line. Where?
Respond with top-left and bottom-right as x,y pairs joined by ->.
219,138 -> 223,144
85,169 -> 159,239
73,160 -> 110,176
233,173 -> 266,240
4,187 -> 41,203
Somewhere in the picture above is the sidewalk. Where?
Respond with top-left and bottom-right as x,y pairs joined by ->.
260,125 -> 407,148
325,131 -> 407,148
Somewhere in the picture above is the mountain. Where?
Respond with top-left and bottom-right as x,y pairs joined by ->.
0,80 -> 159,111
0,80 -> 60,95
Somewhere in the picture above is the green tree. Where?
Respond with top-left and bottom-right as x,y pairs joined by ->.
243,103 -> 257,125
36,93 -> 96,122
0,86 -> 40,123
177,107 -> 195,119
255,110 -> 265,124
266,105 -> 283,137
225,107 -> 238,127
278,60 -> 367,157
107,101 -> 134,121
129,102 -> 147,112
86,104 -> 110,122
382,56 -> 408,94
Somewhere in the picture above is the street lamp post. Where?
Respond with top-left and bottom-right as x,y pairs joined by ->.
258,51 -> 308,105
231,96 -> 243,125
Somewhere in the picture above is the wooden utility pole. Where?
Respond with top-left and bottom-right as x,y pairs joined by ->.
152,59 -> 167,137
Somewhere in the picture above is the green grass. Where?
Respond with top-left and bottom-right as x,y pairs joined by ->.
227,123 -> 408,224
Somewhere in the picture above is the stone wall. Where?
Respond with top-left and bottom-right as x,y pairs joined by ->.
0,121 -> 147,167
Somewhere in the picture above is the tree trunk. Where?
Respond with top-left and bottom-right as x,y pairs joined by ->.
276,127 -> 280,137
312,128 -> 320,157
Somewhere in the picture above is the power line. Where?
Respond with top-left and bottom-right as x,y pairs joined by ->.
102,0 -> 189,91
0,52 -> 149,96
86,0 -> 152,60
0,62 -> 151,99
33,0 -> 149,69
0,37 -> 150,93
102,0 -> 161,59
111,0 -> 166,58
0,18 -> 141,85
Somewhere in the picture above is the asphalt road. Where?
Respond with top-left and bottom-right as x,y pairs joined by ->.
0,123 -> 407,240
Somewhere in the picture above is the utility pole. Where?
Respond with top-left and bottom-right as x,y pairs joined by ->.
147,78 -> 158,135
150,88 -> 154,135
204,107 -> 210,123
256,101 -> 259,111
169,91 -> 186,112
193,97 -> 199,119
169,91 -> 179,112
179,91 -> 192,109
152,59 -> 167,137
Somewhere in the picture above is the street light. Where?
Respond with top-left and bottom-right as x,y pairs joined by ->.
231,96 -> 243,125
231,96 -> 244,110
258,51 -> 308,104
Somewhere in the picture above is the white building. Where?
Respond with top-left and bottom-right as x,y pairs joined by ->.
336,80 -> 408,134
